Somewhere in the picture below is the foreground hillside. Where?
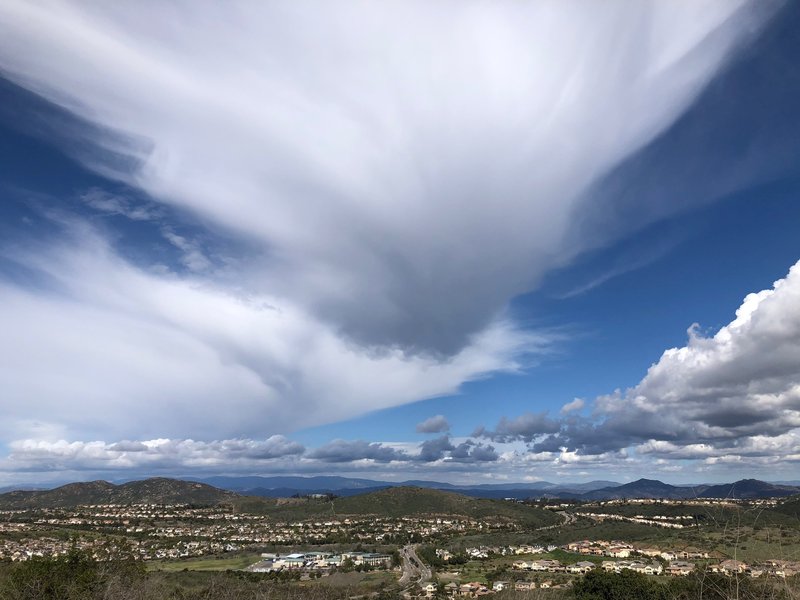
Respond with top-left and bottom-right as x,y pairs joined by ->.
772,494 -> 800,518
0,478 -> 238,509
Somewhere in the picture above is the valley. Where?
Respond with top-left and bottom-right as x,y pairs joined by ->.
1,477 -> 799,598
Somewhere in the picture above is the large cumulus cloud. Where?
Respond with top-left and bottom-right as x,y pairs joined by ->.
533,259 -> 800,459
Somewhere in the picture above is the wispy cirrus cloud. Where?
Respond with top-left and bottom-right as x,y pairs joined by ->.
0,217 -> 536,442
80,187 -> 161,222
0,0 -> 777,450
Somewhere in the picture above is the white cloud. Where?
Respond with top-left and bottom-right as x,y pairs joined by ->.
307,440 -> 408,464
416,415 -> 450,434
0,219 -> 536,441
160,226 -> 212,272
560,398 -> 585,414
80,188 -> 160,221
4,436 -> 305,473
616,260 -> 800,441
537,259 -> 800,461
0,0 -> 770,353
476,412 -> 560,443
0,1 -> 777,448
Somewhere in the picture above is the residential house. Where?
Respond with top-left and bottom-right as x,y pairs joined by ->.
514,581 -> 535,591
567,561 -> 595,574
667,561 -> 695,576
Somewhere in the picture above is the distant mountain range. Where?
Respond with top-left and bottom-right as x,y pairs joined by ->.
2,476 -> 797,508
188,475 -> 800,501
186,475 -> 624,499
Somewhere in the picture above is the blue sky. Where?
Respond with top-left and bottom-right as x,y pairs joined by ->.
1,1 -> 799,486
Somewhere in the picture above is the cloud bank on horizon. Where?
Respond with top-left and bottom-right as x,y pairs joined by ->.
0,0 -> 795,482
5,260 -> 800,482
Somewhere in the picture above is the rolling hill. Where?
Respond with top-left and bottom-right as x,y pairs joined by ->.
572,478 -> 800,501
233,486 -> 560,527
0,478 -> 557,527
332,486 -> 559,524
0,478 -> 238,509
697,479 -> 800,499
194,475 -> 799,501
2,476 -> 796,512
191,475 -> 622,498
580,478 -> 696,500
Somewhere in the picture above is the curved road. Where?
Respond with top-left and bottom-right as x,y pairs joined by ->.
534,510 -> 574,531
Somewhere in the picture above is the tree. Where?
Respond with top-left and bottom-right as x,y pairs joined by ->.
0,548 -> 144,600
573,569 -> 666,600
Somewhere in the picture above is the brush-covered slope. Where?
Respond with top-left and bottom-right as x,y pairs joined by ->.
771,495 -> 800,518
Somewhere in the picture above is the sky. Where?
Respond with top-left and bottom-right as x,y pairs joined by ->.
1,0 -> 799,487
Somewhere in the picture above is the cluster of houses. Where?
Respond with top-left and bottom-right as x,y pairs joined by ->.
429,537 -> 800,593
422,580 -> 567,597
437,544 -> 560,562
708,559 -> 799,579
0,504 -> 507,562
508,539 -> 800,580
418,555 -> 800,599
577,511 -> 695,529
0,534 -> 237,562
564,539 -> 709,559
248,550 -> 393,572
596,498 -> 779,507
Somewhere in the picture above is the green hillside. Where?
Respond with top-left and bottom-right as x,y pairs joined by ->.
233,486 -> 560,527
0,479 -> 559,528
576,501 -> 800,527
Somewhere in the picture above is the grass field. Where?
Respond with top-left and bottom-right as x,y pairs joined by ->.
148,552 -> 262,572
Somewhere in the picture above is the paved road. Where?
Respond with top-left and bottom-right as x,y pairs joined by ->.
398,544 -> 431,589
535,510 -> 574,531
557,510 -> 576,526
